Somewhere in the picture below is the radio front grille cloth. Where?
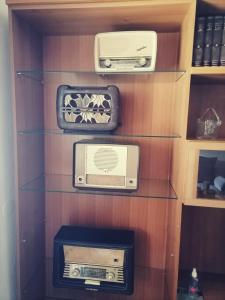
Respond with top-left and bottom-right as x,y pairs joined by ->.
57,85 -> 120,132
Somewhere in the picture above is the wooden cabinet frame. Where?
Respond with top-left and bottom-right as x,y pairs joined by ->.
7,1 -> 225,300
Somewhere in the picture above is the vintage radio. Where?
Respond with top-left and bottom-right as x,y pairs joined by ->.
95,31 -> 157,73
53,226 -> 135,294
73,140 -> 140,191
56,85 -> 120,132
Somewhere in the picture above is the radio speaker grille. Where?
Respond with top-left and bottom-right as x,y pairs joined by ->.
94,148 -> 118,171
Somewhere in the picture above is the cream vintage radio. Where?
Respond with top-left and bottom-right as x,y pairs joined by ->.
73,140 -> 140,191
95,31 -> 157,73
53,226 -> 135,294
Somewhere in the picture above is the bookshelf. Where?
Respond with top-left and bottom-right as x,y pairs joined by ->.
178,1 -> 225,299
6,0 -> 225,300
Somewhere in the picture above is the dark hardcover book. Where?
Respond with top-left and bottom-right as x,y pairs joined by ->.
211,15 -> 223,66
203,16 -> 214,66
193,16 -> 206,66
220,16 -> 225,66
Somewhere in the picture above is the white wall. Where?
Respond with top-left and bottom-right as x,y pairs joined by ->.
0,3 -> 17,300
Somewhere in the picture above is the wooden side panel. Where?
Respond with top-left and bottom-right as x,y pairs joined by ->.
9,11 -> 45,299
179,0 -> 196,70
165,201 -> 182,300
166,2 -> 196,300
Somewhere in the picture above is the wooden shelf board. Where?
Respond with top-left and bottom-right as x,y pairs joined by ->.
183,198 -> 225,209
186,139 -> 225,149
191,67 -> 225,75
191,67 -> 225,83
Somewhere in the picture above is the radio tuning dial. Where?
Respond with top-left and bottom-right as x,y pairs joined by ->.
106,272 -> 115,281
138,57 -> 147,67
71,268 -> 80,277
104,59 -> 111,68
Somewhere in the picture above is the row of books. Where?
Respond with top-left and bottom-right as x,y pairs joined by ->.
193,15 -> 225,67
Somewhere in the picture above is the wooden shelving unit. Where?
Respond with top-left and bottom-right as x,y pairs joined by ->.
6,0 -> 225,299
178,0 -> 225,298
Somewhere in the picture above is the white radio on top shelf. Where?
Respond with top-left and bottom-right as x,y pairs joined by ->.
94,31 -> 157,73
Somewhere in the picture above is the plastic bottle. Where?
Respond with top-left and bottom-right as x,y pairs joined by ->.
188,268 -> 199,298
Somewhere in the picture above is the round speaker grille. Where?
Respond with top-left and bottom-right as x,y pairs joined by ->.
94,148 -> 118,171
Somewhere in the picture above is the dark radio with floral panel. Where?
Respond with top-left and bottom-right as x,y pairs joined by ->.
56,85 -> 120,133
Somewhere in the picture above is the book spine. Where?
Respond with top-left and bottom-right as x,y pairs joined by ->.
211,16 -> 223,66
203,16 -> 214,66
193,16 -> 206,67
220,16 -> 225,66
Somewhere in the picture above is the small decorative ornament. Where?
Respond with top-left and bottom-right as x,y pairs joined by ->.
196,107 -> 222,139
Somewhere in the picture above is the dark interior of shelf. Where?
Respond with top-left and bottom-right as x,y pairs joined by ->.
179,206 -> 225,300
19,174 -> 177,200
178,269 -> 225,300
187,76 -> 225,140
197,0 -> 225,15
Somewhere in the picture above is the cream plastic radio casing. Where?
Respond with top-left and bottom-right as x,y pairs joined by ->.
94,31 -> 157,73
73,140 -> 140,191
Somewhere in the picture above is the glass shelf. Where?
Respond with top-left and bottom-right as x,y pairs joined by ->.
16,69 -> 186,82
17,129 -> 181,139
19,174 -> 177,200
22,258 -> 166,300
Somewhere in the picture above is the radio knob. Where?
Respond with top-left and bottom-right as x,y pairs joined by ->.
71,268 -> 80,277
104,59 -> 111,68
106,272 -> 115,281
138,57 -> 147,67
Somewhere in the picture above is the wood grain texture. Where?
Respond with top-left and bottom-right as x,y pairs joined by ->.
7,1 -> 193,35
6,0 -> 193,6
180,205 -> 225,274
167,3 -> 196,298
43,32 -> 179,276
45,193 -> 169,269
165,201 -> 182,300
9,12 -> 45,299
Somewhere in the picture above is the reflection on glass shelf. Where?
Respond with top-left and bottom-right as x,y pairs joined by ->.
16,69 -> 185,82
17,129 -> 181,139
45,258 -> 165,300
19,174 -> 177,200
